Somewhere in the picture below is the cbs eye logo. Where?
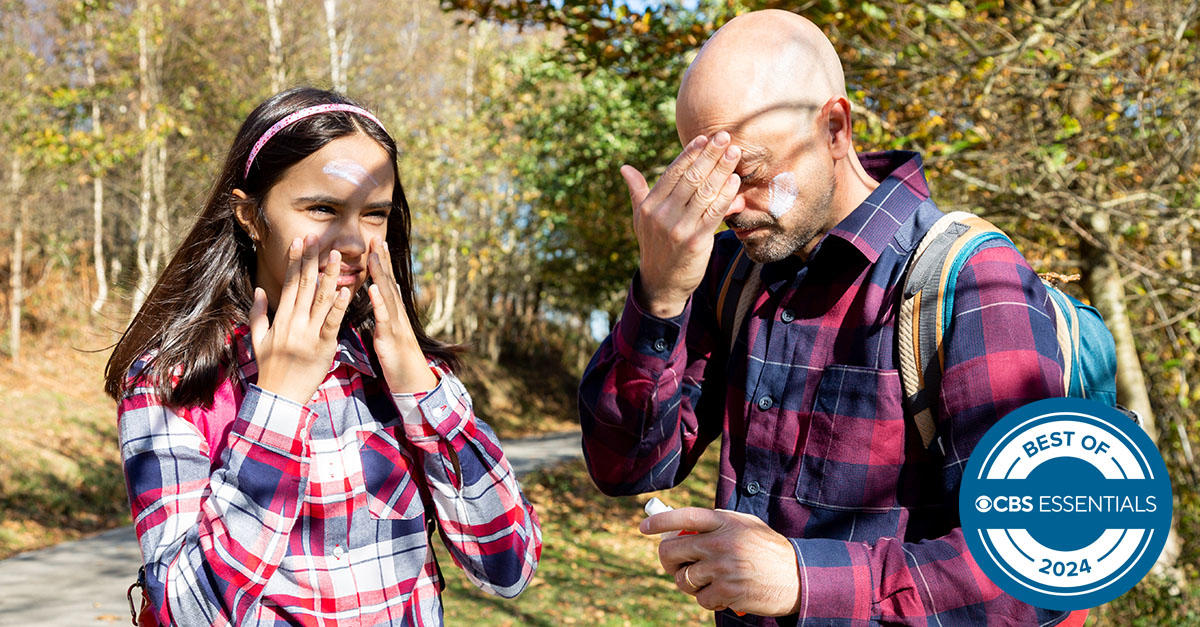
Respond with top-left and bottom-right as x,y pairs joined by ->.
960,399 -> 1173,610
973,495 -> 1033,513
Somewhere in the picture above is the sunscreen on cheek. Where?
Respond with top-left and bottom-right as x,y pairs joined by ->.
767,171 -> 799,219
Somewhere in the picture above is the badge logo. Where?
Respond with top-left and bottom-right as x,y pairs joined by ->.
960,398 -> 1173,610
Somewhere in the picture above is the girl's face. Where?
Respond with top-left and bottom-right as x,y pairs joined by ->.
235,133 -> 395,310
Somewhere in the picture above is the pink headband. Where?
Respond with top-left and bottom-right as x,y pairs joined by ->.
243,103 -> 386,179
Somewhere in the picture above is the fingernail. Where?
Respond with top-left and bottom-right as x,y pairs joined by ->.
724,146 -> 740,161
691,135 -> 708,148
290,238 -> 301,251
729,173 -> 741,185
713,131 -> 730,146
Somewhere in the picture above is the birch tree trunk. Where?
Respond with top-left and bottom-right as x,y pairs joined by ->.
426,237 -> 458,337
1082,210 -> 1182,579
150,140 -> 168,277
131,0 -> 154,318
323,0 -> 351,92
85,19 -> 107,316
8,156 -> 23,364
265,0 -> 285,92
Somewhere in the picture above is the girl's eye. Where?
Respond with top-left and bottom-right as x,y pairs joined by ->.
309,205 -> 336,215
365,210 -> 390,222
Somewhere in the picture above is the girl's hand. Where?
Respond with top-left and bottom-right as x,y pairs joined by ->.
250,235 -> 352,404
367,237 -> 437,394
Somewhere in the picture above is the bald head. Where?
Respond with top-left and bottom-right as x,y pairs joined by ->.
676,10 -> 846,144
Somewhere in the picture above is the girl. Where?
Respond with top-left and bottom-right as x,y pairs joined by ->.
105,87 -> 541,625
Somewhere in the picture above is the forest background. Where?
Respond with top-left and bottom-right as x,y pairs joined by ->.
0,0 -> 1197,623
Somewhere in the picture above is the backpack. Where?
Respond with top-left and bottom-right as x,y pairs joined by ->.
896,211 -> 1132,449
713,211 -> 1132,453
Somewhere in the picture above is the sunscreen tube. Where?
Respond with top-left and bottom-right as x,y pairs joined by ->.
644,497 -> 696,537
644,497 -> 746,616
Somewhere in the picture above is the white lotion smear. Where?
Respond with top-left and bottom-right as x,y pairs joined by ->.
767,171 -> 799,219
322,159 -> 378,187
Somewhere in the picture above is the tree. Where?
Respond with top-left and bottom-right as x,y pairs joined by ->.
265,0 -> 285,92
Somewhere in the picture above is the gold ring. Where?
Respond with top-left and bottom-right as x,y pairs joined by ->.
682,564 -> 697,590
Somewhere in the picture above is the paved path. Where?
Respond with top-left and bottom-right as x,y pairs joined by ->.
0,430 -> 582,626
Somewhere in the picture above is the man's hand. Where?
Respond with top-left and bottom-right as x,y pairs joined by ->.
641,507 -> 802,616
622,131 -> 744,318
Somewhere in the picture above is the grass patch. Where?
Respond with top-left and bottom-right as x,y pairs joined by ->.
436,451 -> 722,625
0,325 -> 129,559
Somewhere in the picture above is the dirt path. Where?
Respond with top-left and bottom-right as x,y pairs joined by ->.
0,430 -> 582,626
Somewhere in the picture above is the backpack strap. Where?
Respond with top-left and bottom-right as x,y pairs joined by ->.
714,245 -> 761,356
1043,287 -> 1081,398
898,211 -> 1012,450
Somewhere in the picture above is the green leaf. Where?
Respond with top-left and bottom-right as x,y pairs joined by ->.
1055,114 -> 1082,141
927,4 -> 952,20
861,2 -> 887,21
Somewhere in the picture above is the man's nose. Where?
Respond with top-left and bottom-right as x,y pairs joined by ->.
725,191 -> 748,218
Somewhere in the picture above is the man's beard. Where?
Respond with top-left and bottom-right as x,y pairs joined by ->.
726,181 -> 834,264
726,215 -> 823,264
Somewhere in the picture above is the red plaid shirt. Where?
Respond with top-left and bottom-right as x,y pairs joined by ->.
580,151 -> 1069,625
120,324 -> 541,625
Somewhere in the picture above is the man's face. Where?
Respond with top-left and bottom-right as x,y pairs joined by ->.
682,108 -> 836,264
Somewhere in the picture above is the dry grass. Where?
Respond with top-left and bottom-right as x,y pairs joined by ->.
0,317 -> 127,559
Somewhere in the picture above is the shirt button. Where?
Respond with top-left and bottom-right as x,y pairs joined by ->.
757,396 -> 773,411
333,545 -> 344,559
746,481 -> 761,496
653,338 -> 668,353
780,309 -> 795,323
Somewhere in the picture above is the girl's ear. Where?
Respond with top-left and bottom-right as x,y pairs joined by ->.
231,189 -> 262,243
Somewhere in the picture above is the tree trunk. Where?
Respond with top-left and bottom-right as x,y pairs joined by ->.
150,139 -> 168,277
265,0 -> 285,92
8,156 -> 23,364
426,236 -> 457,337
1082,210 -> 1182,580
132,0 -> 156,318
85,19 -> 107,316
323,0 -> 351,92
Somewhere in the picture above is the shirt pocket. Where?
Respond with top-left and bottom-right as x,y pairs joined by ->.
357,426 -> 425,520
795,365 -> 905,512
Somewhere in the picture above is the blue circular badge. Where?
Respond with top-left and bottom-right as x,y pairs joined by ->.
960,398 -> 1173,610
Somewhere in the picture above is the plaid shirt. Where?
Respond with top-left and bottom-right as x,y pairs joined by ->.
580,151 -> 1069,625
120,325 -> 541,626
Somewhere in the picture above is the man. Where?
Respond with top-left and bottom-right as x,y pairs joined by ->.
578,10 -> 1071,625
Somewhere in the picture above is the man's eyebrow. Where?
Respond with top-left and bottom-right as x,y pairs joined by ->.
294,195 -> 392,209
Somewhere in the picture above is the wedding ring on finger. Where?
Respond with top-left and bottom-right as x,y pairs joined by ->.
682,564 -> 698,592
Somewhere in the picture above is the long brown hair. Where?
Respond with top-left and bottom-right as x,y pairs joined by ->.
105,87 -> 459,406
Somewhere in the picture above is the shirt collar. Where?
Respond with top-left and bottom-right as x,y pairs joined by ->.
231,322 -> 377,381
818,150 -> 931,265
